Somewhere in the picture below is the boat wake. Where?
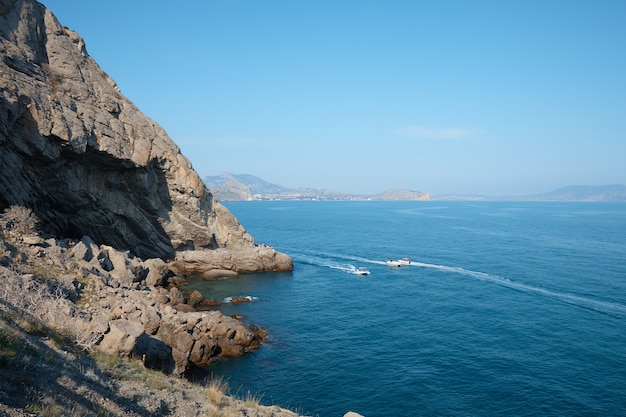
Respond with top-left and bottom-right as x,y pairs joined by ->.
411,260 -> 626,318
296,253 -> 370,275
222,295 -> 259,303
297,251 -> 626,317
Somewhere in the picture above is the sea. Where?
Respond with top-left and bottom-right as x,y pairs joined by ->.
185,201 -> 626,417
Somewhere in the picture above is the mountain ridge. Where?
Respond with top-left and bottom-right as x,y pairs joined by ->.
204,173 -> 431,201
205,173 -> 626,202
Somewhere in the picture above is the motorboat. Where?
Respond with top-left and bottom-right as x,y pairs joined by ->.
386,258 -> 410,267
355,267 -> 370,275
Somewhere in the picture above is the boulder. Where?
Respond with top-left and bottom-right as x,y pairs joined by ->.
230,296 -> 254,304
187,290 -> 204,307
208,313 -> 263,356
98,319 -> 175,373
97,251 -> 114,272
203,269 -> 240,280
168,287 -> 185,306
172,247 -> 293,275
153,292 -> 170,305
140,306 -> 162,335
102,245 -> 129,272
135,333 -> 175,374
156,318 -> 196,375
188,335 -> 218,365
22,235 -> 44,245
90,313 -> 111,335
143,258 -> 171,286
71,240 -> 91,262
70,236 -> 100,262
174,304 -> 196,313
98,320 -> 146,358
98,245 -> 143,285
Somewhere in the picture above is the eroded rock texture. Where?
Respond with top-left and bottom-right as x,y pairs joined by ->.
0,0 -> 272,263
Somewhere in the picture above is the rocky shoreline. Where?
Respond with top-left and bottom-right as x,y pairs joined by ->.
0,231 -> 281,377
0,226 -> 371,417
0,226 -> 309,416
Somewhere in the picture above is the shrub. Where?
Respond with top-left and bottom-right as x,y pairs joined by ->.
1,205 -> 39,235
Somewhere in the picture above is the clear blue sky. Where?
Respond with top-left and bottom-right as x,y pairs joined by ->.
43,0 -> 626,195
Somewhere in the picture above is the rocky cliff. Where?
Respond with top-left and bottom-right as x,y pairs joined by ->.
0,0 -> 291,270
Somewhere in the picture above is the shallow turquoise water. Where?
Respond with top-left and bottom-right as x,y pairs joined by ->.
187,201 -> 626,416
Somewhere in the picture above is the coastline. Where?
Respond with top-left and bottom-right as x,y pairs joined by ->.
0,228 -> 308,416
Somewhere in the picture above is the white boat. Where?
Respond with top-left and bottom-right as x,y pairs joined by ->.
355,267 -> 370,275
386,258 -> 410,267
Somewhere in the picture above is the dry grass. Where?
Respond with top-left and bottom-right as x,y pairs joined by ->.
23,399 -> 66,417
243,390 -> 265,410
206,375 -> 230,406
95,351 -> 176,392
0,321 -> 20,366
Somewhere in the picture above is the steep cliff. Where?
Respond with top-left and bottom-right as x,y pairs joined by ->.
0,0 -> 289,268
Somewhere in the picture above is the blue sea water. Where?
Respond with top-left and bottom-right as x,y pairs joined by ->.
186,201 -> 626,417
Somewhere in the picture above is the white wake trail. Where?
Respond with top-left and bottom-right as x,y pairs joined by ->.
295,252 -> 368,275
410,261 -> 626,317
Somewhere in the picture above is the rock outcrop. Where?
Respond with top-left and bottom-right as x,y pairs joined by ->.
1,232 -> 267,376
171,247 -> 294,275
0,0 -> 291,272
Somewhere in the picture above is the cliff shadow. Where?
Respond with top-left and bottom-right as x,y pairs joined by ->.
0,112 -> 177,260
0,298 -> 162,416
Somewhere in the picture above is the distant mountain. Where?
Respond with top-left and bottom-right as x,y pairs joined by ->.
204,173 -> 429,201
521,185 -> 626,202
205,174 -> 626,202
204,173 -> 287,195
203,173 -> 281,200
435,185 -> 626,202
209,179 -> 254,201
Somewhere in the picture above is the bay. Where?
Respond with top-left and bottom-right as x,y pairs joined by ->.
186,201 -> 626,417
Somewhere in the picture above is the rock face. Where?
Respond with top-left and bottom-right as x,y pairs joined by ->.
0,0 -> 291,270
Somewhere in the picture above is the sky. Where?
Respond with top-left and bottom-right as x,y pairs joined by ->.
42,0 -> 626,195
